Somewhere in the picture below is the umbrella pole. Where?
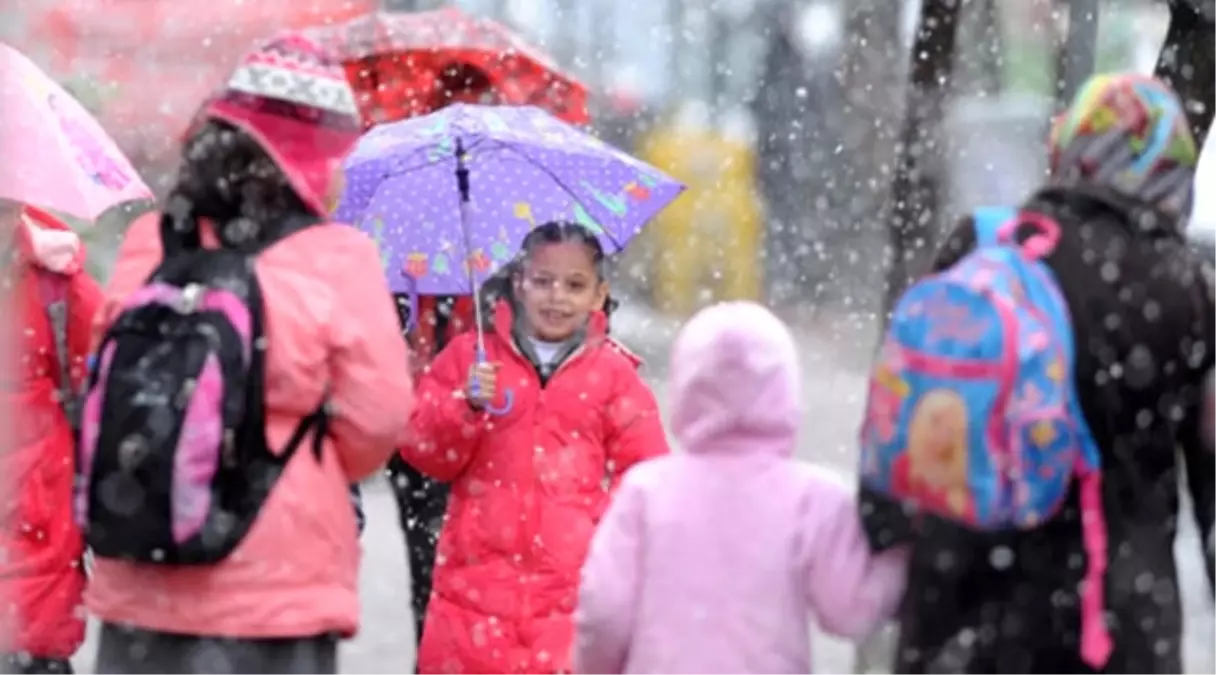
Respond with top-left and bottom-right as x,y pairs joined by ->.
455,139 -> 486,355
455,138 -> 514,417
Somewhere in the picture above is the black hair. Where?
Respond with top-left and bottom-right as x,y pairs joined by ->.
520,221 -> 611,279
162,118 -> 311,252
479,220 -> 619,329
476,261 -> 520,325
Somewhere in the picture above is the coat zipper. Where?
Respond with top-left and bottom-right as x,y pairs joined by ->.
497,336 -> 591,643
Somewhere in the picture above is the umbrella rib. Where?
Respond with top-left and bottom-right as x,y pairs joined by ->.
357,135 -> 498,180
347,139 -> 510,224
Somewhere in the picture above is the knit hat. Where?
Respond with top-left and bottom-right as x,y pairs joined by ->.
197,33 -> 362,216
1050,73 -> 1197,218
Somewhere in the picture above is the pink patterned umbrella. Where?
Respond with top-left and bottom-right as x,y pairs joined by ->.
0,42 -> 152,221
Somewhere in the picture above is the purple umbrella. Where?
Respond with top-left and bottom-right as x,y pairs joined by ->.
335,103 -> 684,414
334,103 -> 684,298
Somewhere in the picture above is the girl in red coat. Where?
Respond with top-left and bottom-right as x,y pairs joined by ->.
384,63 -> 497,656
1,204 -> 102,674
401,221 -> 669,674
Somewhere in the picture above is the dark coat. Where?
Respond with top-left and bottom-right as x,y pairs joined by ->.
861,185 -> 1215,674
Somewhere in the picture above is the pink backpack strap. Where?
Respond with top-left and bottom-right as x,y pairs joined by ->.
1077,469 -> 1113,667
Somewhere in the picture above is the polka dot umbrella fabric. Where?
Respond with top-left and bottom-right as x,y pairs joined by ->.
301,7 -> 589,126
333,103 -> 685,295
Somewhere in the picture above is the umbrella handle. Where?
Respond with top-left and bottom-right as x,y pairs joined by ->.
471,345 -> 514,416
484,389 -> 515,416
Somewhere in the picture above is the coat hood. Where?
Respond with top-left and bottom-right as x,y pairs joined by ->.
12,206 -> 85,274
668,301 -> 800,454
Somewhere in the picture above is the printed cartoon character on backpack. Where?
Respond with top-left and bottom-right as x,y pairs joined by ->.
859,205 -> 1113,668
891,389 -> 974,519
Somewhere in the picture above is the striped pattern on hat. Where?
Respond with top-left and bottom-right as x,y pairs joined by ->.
225,34 -> 359,119
200,32 -> 362,216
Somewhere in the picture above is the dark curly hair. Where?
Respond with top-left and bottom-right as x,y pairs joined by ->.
162,118 -> 311,252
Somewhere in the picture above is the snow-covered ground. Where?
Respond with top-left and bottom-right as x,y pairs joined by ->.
71,307 -> 1214,673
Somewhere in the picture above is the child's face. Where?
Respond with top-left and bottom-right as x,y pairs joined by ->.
515,241 -> 608,342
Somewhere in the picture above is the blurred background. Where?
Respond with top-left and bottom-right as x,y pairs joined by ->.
3,1 -> 1213,672
2,0 -> 1209,345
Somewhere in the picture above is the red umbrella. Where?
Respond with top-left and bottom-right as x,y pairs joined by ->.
300,7 -> 589,127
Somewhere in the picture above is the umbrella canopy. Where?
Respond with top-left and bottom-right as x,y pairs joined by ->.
7,0 -> 377,178
301,8 -> 588,126
0,42 -> 152,220
334,103 -> 683,296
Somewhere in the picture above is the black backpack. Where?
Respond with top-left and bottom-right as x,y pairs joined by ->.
77,213 -> 327,565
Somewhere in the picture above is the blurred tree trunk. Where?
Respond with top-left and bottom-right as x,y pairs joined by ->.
1156,0 -> 1215,148
882,0 -> 963,322
829,0 -> 906,316
1054,0 -> 1099,112
753,8 -> 814,307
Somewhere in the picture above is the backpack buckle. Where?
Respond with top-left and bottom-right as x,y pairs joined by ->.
179,283 -> 204,313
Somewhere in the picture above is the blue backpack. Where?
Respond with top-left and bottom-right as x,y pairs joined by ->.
859,206 -> 1112,667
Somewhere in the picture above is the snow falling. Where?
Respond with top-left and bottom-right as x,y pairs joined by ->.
1,0 -> 1214,673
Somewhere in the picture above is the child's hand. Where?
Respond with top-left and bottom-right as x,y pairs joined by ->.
465,362 -> 500,409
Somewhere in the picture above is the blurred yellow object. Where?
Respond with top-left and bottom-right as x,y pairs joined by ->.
636,126 -> 763,318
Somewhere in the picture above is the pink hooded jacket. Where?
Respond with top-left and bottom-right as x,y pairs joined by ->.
85,212 -> 413,639
574,302 -> 908,674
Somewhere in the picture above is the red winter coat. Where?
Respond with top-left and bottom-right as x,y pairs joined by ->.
0,208 -> 100,658
402,301 -> 669,674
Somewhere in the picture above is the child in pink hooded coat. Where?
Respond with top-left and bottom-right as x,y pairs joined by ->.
574,301 -> 908,674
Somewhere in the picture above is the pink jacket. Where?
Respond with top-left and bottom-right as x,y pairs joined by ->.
85,212 -> 413,639
574,302 -> 908,674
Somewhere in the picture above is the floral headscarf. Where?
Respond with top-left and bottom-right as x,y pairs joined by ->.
1049,73 -> 1197,219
